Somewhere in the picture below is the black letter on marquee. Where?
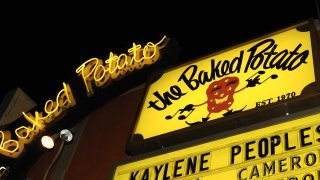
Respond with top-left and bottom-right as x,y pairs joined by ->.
245,141 -> 256,161
154,164 -> 163,180
130,171 -> 139,180
231,145 -> 241,164
279,158 -> 288,172
186,156 -> 197,175
258,138 -> 269,158
284,133 -> 296,150
238,168 -> 246,180
199,152 -> 210,171
291,156 -> 301,170
263,161 -> 275,176
270,135 -> 281,155
173,159 -> 184,177
300,127 -> 313,147
305,153 -> 316,166
162,163 -> 170,180
249,165 -> 260,179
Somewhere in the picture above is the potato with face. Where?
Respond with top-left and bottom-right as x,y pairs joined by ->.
206,76 -> 240,113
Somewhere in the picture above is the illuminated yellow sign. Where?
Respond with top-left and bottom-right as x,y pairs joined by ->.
133,23 -> 318,140
113,111 -> 320,179
0,82 -> 76,158
76,36 -> 168,96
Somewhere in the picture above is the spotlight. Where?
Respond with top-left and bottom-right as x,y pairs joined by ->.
41,129 -> 74,149
41,135 -> 56,149
41,128 -> 75,180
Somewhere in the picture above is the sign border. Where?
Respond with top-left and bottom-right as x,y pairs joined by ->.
126,18 -> 320,156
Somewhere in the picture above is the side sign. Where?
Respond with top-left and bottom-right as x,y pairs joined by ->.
0,35 -> 179,175
112,110 -> 320,180
131,20 -> 320,141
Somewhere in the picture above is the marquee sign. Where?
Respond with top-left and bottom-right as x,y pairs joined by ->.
112,108 -> 320,180
127,19 -> 320,155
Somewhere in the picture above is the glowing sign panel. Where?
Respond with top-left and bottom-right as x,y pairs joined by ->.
132,21 -> 319,140
113,112 -> 320,179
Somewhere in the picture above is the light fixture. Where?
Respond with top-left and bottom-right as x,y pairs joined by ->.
41,128 -> 75,180
41,135 -> 56,149
41,129 -> 73,149
59,129 -> 73,142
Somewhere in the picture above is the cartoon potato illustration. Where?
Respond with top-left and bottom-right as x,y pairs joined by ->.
165,71 -> 278,126
203,76 -> 242,115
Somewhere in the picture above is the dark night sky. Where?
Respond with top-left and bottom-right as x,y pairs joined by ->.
0,1 -> 319,106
